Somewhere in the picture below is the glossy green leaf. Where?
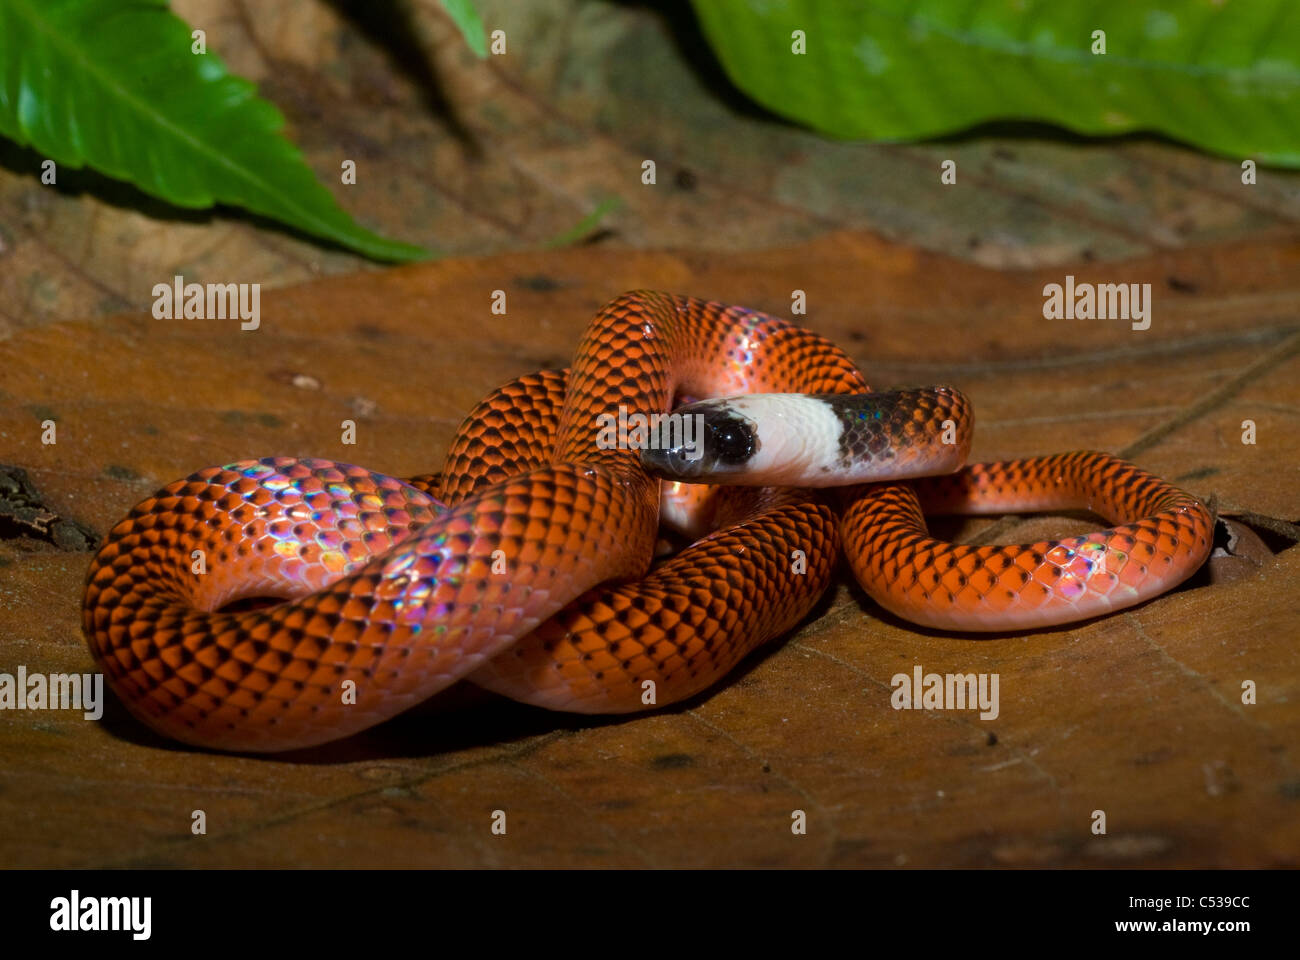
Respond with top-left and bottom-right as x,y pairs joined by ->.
691,0 -> 1300,166
0,0 -> 431,261
440,0 -> 488,59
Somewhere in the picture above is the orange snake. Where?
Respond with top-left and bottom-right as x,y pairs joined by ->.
82,291 -> 1214,752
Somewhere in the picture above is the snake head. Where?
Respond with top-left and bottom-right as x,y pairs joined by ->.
639,403 -> 759,480
641,390 -> 972,487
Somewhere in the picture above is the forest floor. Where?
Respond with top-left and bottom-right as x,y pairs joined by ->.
0,0 -> 1296,867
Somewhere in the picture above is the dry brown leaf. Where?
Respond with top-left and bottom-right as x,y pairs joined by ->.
1,230 -> 1296,867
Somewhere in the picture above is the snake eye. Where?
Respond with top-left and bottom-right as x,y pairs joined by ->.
705,413 -> 756,465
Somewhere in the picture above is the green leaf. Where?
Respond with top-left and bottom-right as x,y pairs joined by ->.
690,0 -> 1300,167
0,0 -> 431,261
440,0 -> 488,59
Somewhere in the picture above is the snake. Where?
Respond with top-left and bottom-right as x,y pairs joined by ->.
81,291 -> 1214,752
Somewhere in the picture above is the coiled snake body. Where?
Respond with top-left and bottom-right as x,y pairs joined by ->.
82,292 -> 1213,751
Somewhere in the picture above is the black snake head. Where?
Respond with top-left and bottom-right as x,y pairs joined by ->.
639,402 -> 759,481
